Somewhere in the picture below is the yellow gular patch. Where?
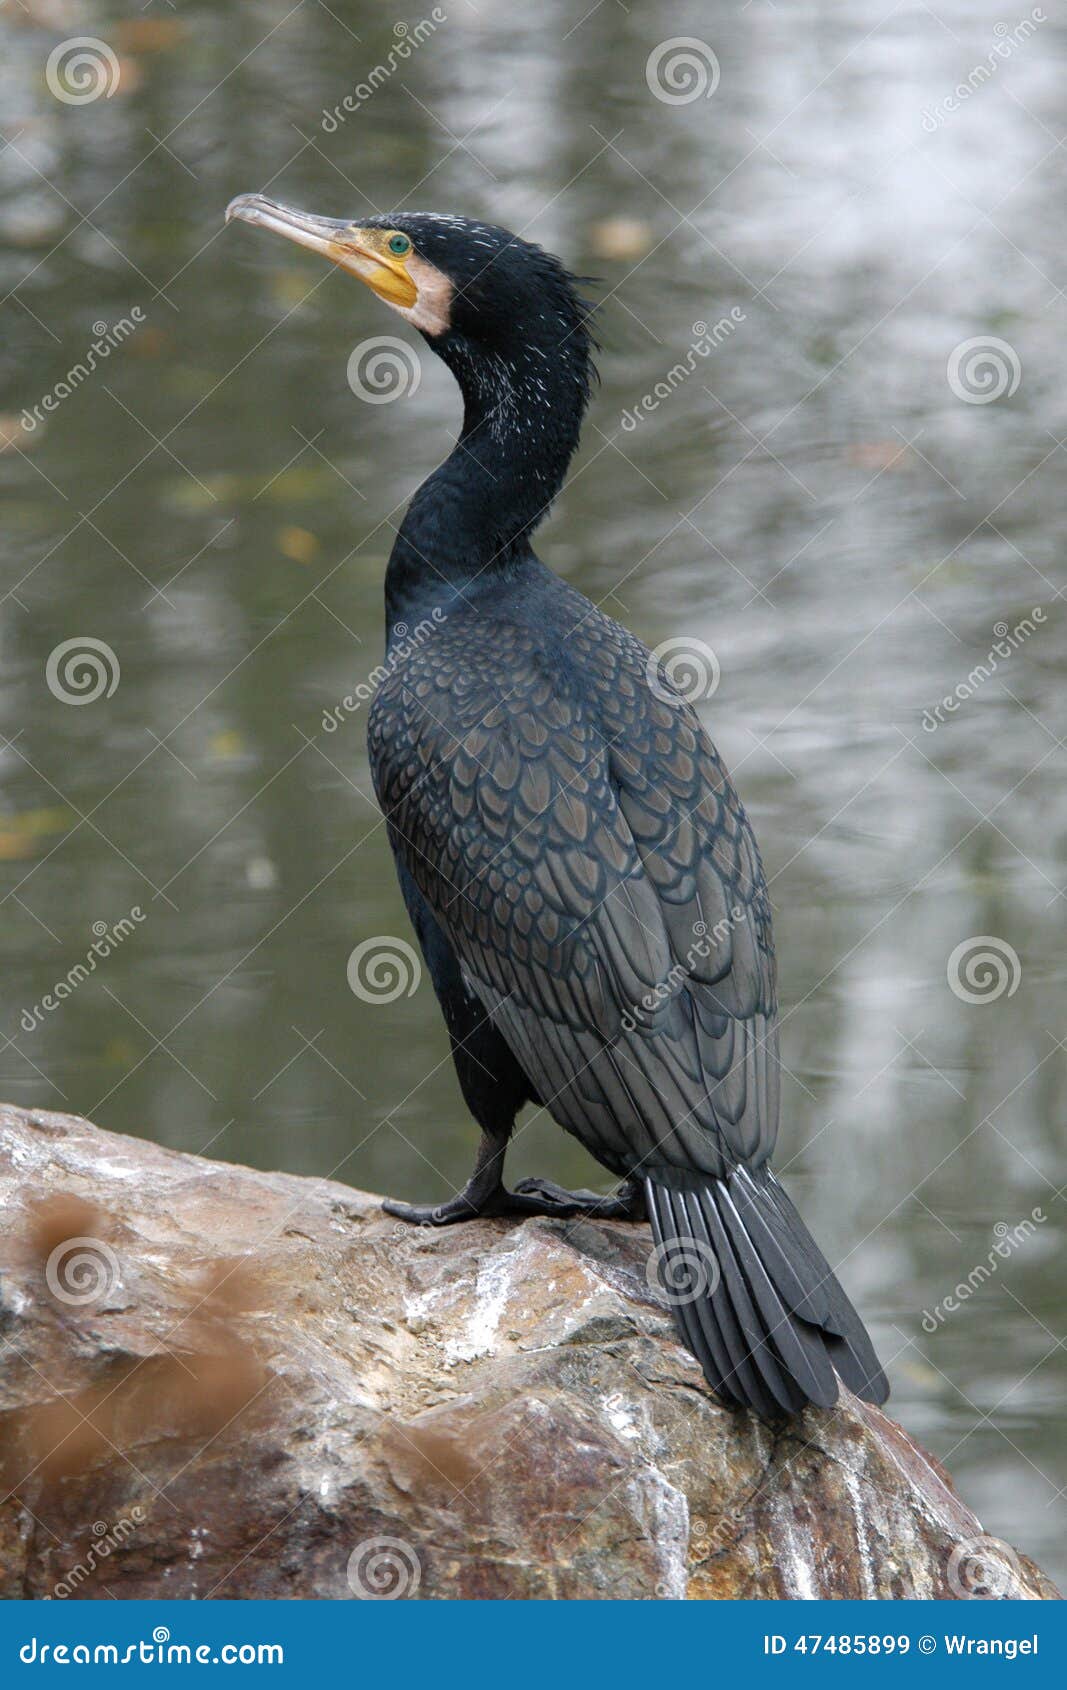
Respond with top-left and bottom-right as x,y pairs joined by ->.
336,228 -> 418,309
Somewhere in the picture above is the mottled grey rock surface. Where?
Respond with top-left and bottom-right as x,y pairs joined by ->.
0,1104 -> 1057,1600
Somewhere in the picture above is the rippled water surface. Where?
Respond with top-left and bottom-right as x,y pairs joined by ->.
1,0 -> 1064,1586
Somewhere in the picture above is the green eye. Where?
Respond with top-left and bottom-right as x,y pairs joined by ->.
388,233 -> 411,257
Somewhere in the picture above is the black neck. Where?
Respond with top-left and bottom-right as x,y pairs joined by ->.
385,329 -> 590,629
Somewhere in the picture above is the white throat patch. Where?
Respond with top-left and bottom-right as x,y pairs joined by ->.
390,253 -> 454,338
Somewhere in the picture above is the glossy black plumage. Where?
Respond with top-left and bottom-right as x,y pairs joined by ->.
242,200 -> 889,1419
371,579 -> 779,1185
370,556 -> 888,1417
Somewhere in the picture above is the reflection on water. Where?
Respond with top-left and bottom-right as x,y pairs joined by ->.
1,0 -> 1064,1584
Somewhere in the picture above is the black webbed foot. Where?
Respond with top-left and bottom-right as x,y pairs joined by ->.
383,1175 -> 645,1227
512,1175 -> 646,1221
380,1186 -> 577,1226
382,1192 -> 489,1226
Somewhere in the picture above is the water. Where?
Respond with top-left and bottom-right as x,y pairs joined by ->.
1,0 -> 1064,1588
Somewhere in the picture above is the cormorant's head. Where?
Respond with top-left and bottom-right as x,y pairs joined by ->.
225,195 -> 596,417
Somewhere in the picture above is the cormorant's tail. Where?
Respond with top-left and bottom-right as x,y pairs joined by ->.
644,1165 -> 889,1420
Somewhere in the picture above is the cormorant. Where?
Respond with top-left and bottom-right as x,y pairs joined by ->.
226,193 -> 889,1420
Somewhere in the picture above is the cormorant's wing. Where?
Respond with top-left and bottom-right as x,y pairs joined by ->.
369,603 -> 779,1184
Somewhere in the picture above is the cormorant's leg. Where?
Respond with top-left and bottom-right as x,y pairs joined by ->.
383,1130 -> 509,1225
383,872 -> 645,1226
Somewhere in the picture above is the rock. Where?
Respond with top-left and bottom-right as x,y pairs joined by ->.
0,1103 -> 1057,1602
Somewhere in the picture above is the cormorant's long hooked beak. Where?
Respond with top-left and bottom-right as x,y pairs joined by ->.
225,193 -> 417,308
